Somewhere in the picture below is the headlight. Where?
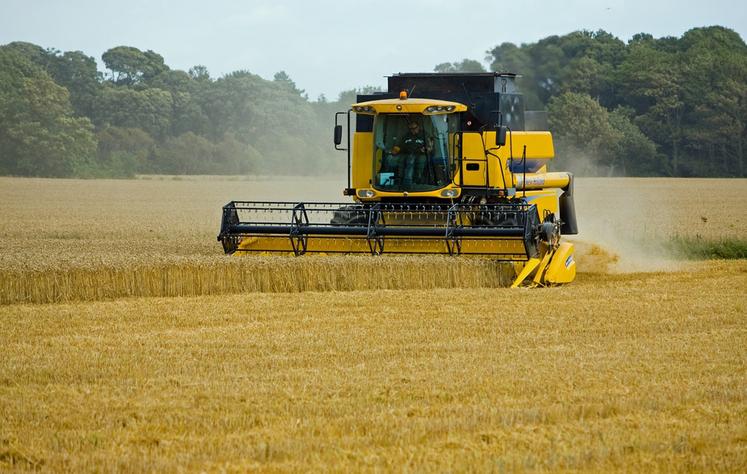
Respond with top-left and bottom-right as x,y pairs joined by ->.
357,189 -> 376,198
440,189 -> 459,197
426,105 -> 456,113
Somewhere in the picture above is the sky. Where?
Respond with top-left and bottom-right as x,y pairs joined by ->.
1,0 -> 745,100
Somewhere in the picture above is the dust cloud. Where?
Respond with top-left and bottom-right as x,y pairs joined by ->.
571,178 -> 685,273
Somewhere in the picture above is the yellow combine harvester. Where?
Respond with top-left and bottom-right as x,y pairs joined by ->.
218,73 -> 578,287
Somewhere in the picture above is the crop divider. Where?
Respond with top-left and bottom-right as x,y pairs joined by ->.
289,203 -> 310,256
365,203 -> 385,255
445,203 -> 463,256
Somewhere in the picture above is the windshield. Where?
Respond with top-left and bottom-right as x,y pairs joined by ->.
372,113 -> 459,192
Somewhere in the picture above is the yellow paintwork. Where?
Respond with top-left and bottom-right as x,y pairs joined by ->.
354,187 -> 461,199
460,132 -> 488,187
352,132 -> 373,190
485,131 -> 555,189
515,172 -> 571,190
508,241 -> 576,287
532,250 -> 555,285
354,130 -> 562,208
353,98 -> 468,115
235,95 -> 576,287
518,189 -> 562,218
503,131 -> 555,159
544,242 -> 576,284
237,234 -> 528,258
510,258 -> 540,288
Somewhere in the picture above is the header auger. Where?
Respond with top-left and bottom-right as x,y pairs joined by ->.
218,72 -> 578,287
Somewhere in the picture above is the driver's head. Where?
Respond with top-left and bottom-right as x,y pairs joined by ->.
408,122 -> 420,134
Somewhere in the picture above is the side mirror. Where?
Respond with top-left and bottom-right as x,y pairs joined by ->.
333,125 -> 343,146
496,125 -> 507,146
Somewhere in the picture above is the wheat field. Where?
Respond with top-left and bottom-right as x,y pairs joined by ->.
1,176 -> 745,304
1,263 -> 746,471
1,176 -> 746,471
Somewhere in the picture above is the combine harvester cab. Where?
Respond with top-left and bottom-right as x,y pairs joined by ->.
218,73 -> 578,287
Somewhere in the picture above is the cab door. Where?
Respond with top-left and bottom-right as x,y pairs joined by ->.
459,132 -> 487,187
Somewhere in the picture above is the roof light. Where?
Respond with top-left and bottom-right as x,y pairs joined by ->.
425,105 -> 457,114
399,90 -> 408,100
353,105 -> 374,113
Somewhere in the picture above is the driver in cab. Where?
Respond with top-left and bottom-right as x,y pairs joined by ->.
391,121 -> 433,187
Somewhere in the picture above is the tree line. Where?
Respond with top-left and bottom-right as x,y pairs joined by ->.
483,26 -> 747,177
0,43 -> 345,177
1,26 -> 745,178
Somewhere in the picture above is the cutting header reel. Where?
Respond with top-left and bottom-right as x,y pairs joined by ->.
218,200 -> 575,287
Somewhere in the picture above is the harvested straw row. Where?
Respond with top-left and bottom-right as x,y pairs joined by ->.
0,256 -> 515,305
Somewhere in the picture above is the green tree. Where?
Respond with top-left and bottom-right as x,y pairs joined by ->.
2,42 -> 101,117
434,59 -> 486,73
188,65 -> 211,82
607,108 -> 660,175
102,46 -> 168,85
0,48 -> 97,177
547,92 -> 615,174
616,41 -> 685,175
678,27 -> 747,176
154,132 -> 214,174
148,69 -> 210,137
274,70 -> 305,97
559,56 -> 607,99
548,93 -> 660,176
96,126 -> 155,176
94,85 -> 173,139
487,31 -> 625,108
2,41 -> 50,67
153,132 -> 259,174
213,133 -> 260,174
197,70 -> 262,141
48,50 -> 101,117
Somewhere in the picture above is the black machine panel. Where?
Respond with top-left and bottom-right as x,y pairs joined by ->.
355,73 -> 526,132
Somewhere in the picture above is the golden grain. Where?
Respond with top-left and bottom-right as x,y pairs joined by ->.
1,176 -> 746,471
575,177 -> 747,240
0,255 -> 514,305
0,176 -> 518,304
1,261 -> 745,471
2,176 -> 745,304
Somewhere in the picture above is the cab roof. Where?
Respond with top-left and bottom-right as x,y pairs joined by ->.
351,97 -> 467,115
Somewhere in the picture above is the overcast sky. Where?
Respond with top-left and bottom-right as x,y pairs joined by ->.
1,0 -> 745,99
